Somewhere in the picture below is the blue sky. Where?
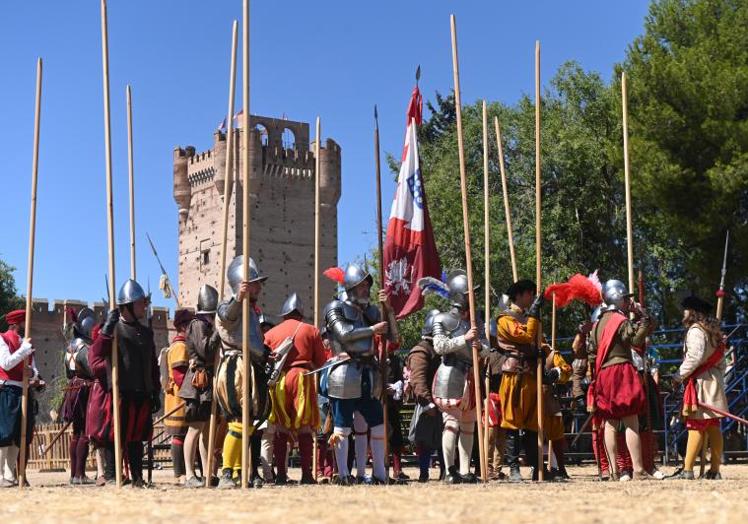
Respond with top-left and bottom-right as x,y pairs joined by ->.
0,1 -> 650,311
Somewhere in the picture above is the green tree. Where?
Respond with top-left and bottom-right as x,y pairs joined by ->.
623,0 -> 748,320
0,258 -> 23,331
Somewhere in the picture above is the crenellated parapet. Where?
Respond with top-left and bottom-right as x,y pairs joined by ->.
173,113 -> 341,318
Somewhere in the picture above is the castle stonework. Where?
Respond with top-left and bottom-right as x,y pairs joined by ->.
23,299 -> 174,422
173,115 -> 341,319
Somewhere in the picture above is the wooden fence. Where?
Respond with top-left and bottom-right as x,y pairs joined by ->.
27,423 -> 172,472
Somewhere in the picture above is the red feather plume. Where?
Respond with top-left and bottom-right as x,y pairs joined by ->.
544,273 -> 603,308
323,267 -> 345,284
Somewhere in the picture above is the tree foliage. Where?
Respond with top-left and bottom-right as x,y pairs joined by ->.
381,0 -> 748,350
0,258 -> 23,331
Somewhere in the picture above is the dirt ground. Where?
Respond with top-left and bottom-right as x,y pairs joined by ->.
5,464 -> 748,524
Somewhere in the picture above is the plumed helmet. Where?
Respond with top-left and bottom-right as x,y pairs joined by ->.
421,309 -> 441,337
602,279 -> 631,312
446,270 -> 476,310
117,279 -> 147,306
227,255 -> 268,295
197,284 -> 219,314
343,264 -> 373,292
74,307 -> 96,341
279,292 -> 304,318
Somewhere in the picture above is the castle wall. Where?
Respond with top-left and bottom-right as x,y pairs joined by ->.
23,300 -> 175,422
175,116 -> 341,321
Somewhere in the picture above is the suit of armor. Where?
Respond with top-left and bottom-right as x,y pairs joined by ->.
323,264 -> 394,484
432,303 -> 488,484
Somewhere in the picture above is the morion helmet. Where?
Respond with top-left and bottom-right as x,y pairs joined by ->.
117,279 -> 147,306
227,255 -> 268,296
279,292 -> 304,318
197,284 -> 219,314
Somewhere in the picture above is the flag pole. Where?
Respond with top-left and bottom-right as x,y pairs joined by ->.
205,18 -> 239,488
126,85 -> 136,281
240,0 -> 252,491
450,14 -> 487,482
312,115 -> 321,479
100,0 -> 122,488
534,40 -> 545,481
373,106 -> 391,475
494,117 -> 518,282
18,57 -> 42,490
481,100 -> 490,482
622,72 -> 634,294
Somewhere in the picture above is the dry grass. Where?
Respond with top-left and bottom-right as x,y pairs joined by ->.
8,464 -> 748,524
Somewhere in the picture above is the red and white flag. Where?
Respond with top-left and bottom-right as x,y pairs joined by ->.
383,85 -> 441,318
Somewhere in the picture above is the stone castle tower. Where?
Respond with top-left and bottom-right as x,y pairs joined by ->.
173,115 -> 341,320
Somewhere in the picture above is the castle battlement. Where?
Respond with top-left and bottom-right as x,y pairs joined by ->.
172,113 -> 341,317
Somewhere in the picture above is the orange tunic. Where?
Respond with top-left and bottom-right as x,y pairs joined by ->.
496,306 -> 570,438
264,319 -> 327,431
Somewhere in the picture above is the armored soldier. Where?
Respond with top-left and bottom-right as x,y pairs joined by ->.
89,279 -> 161,487
323,264 -> 397,485
61,307 -> 97,485
496,279 -> 560,482
179,285 -> 219,488
431,270 -> 490,484
215,255 -> 270,489
588,279 -> 651,481
263,292 -> 327,484
406,309 -> 443,483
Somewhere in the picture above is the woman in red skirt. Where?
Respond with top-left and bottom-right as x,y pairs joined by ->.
588,279 -> 653,480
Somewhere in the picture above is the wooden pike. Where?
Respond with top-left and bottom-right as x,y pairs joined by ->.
449,14 -> 487,482
126,85 -> 136,280
482,100 -> 491,480
373,106 -> 391,474
494,117 -> 518,282
240,0 -> 251,490
18,57 -> 43,489
204,18 -> 239,488
534,40 -> 545,481
100,0 -> 123,488
313,115 -> 321,479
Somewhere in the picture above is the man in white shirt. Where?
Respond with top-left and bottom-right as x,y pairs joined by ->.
0,309 -> 39,487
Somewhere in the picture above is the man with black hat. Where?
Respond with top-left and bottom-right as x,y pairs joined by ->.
160,308 -> 193,485
179,285 -> 219,487
89,279 -> 161,487
496,279 -> 559,481
669,295 -> 727,480
0,309 -> 40,487
262,292 -> 327,484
